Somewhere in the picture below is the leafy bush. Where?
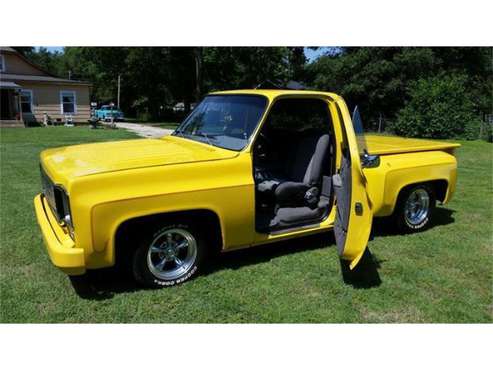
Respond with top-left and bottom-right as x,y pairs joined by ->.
389,74 -> 483,139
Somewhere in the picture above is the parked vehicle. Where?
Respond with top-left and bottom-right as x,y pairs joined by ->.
34,89 -> 459,287
94,105 -> 124,122
173,102 -> 197,112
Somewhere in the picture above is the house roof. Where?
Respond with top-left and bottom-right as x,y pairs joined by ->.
0,73 -> 91,86
0,47 -> 91,86
0,47 -> 17,53
1,47 -> 55,77
0,81 -> 22,89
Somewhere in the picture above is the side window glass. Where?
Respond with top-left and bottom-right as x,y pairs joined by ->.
266,99 -> 330,133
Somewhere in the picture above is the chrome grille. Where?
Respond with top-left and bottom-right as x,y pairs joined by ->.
40,166 -> 66,222
39,166 -> 74,239
40,165 -> 57,214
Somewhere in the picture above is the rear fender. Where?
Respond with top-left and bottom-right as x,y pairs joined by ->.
366,151 -> 457,217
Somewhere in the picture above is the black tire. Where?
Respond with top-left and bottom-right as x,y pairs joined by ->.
393,183 -> 436,233
132,222 -> 207,288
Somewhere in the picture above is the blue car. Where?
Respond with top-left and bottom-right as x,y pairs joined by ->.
94,105 -> 124,121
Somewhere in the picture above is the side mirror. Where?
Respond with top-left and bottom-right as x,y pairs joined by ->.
361,152 -> 380,168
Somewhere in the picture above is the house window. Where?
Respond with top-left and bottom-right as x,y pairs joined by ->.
60,91 -> 76,114
20,90 -> 33,113
0,55 -> 5,72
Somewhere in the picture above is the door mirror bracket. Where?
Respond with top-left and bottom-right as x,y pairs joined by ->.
361,151 -> 380,168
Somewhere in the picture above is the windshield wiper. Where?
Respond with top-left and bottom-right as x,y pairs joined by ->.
174,130 -> 218,147
194,131 -> 214,146
173,129 -> 184,138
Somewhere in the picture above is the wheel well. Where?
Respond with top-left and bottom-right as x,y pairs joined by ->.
114,209 -> 223,265
397,179 -> 449,204
429,180 -> 448,203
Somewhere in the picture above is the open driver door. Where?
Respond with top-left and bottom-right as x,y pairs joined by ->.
333,101 -> 373,269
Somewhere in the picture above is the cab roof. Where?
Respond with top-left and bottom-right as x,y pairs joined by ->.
210,89 -> 341,101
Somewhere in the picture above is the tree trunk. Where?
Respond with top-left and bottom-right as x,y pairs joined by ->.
194,47 -> 202,103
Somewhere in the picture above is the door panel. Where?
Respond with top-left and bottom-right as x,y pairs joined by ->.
334,101 -> 373,269
333,155 -> 351,254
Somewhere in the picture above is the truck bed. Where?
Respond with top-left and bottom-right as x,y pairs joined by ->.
364,134 -> 460,155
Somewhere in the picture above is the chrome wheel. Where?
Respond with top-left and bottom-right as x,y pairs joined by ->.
404,188 -> 430,226
146,228 -> 197,280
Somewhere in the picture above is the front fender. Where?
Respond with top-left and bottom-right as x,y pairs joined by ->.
72,153 -> 255,270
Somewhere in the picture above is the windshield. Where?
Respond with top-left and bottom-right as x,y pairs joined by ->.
173,95 -> 267,151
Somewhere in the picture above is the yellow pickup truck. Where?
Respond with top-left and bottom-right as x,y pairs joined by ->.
34,89 -> 459,287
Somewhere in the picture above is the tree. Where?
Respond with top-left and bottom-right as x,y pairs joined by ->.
18,46 -> 490,132
305,47 -> 491,134
390,74 -> 483,139
26,47 -> 65,77
194,47 -> 203,103
306,47 -> 440,124
202,47 -> 292,91
62,47 -> 129,103
287,47 -> 307,81
430,47 -> 492,116
11,47 -> 34,56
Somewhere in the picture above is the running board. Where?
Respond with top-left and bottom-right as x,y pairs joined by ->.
268,221 -> 324,235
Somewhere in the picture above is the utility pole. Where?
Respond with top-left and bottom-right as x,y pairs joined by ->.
68,70 -> 71,80
117,74 -> 121,109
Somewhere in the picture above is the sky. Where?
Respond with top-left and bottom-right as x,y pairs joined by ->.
304,47 -> 332,61
37,47 -> 63,53
37,47 -> 337,62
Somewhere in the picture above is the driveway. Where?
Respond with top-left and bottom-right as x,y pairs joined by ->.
115,122 -> 173,138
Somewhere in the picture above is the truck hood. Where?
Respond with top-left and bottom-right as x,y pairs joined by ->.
40,135 -> 238,181
364,135 -> 460,155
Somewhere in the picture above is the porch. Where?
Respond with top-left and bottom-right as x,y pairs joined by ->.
0,81 -> 34,126
0,82 -> 23,126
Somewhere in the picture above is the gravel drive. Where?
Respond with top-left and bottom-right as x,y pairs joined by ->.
115,122 -> 173,138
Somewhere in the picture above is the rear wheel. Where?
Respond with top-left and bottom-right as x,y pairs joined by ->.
394,183 -> 436,233
132,222 -> 207,287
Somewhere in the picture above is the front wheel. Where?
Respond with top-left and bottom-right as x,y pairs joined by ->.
132,223 -> 206,287
394,184 -> 436,233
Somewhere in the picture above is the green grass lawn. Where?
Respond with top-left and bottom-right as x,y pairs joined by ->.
1,127 -> 492,323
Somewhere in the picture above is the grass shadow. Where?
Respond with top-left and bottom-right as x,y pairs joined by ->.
69,267 -> 141,300
70,232 -> 334,300
205,232 -> 334,274
372,207 -> 456,237
433,207 -> 456,226
69,231 -> 384,300
339,248 -> 383,289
